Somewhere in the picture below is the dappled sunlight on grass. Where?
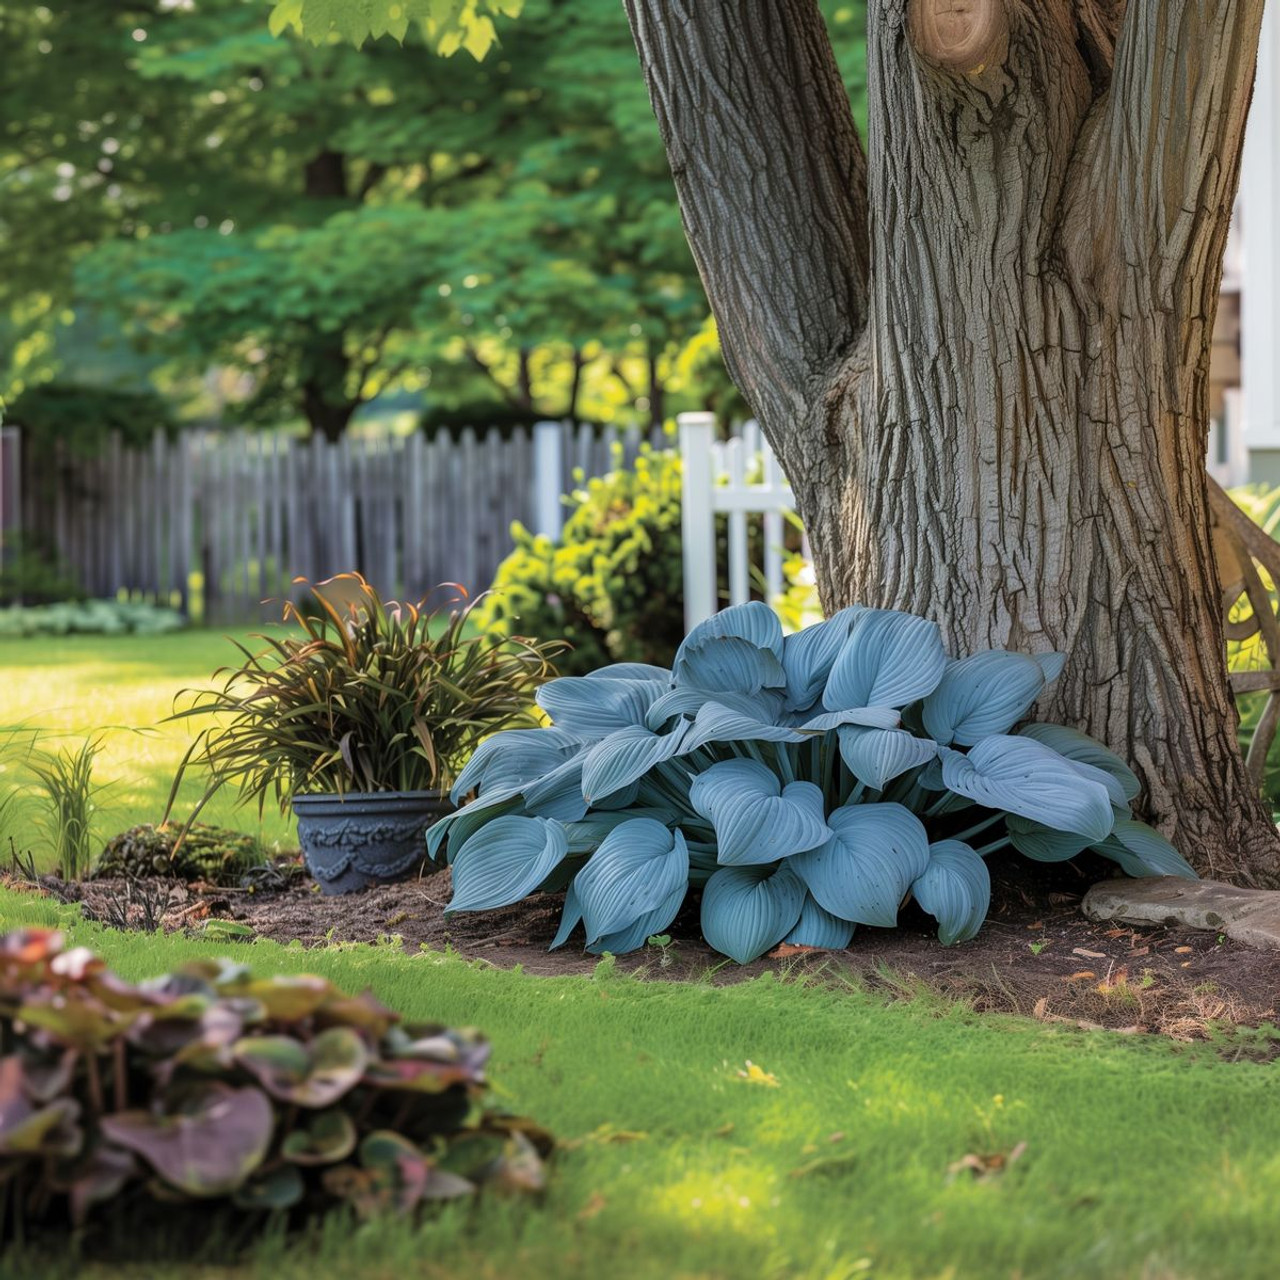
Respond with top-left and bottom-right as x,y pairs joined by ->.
0,630 -> 297,865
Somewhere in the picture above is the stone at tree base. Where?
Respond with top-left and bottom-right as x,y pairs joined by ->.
1082,877 -> 1280,951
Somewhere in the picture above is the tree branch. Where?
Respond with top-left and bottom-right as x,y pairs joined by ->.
623,0 -> 869,444
1076,0 -> 1263,295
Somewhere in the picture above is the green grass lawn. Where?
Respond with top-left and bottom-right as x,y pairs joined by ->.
0,629 -> 298,867
5,888 -> 1280,1280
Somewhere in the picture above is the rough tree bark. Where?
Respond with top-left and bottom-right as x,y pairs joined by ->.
624,0 -> 1280,883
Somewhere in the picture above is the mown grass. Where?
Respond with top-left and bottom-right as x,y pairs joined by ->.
0,629 -> 298,867
5,888 -> 1280,1280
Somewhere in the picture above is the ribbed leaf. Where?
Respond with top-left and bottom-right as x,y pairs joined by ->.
672,602 -> 786,694
1093,817 -> 1197,879
535,677 -> 665,737
446,816 -> 568,914
1005,814 -> 1090,862
1017,723 -> 1141,802
822,610 -> 947,712
939,737 -> 1113,840
573,819 -> 689,944
682,701 -> 809,752
796,706 -> 901,733
645,686 -> 785,731
427,787 -> 523,863
781,607 -> 864,711
585,664 -> 672,683
783,895 -> 855,949
1035,652 -> 1067,682
563,809 -> 674,854
580,723 -> 692,804
790,802 -> 930,927
921,651 -> 1046,746
837,726 -> 938,789
549,881 -> 582,950
450,727 -> 583,804
911,840 -> 990,944
689,758 -> 830,865
586,883 -> 686,955
522,757 -> 589,822
700,862 -> 806,964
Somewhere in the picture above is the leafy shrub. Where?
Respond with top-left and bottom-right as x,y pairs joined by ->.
4,382 -> 175,456
432,602 -> 1193,963
170,575 -> 562,816
0,928 -> 551,1248
0,600 -> 184,637
0,536 -> 84,607
482,446 -> 802,676
94,823 -> 266,886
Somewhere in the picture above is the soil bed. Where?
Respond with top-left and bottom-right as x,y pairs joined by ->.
19,851 -> 1280,1042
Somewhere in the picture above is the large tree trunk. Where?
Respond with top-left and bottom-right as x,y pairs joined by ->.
626,0 -> 1280,883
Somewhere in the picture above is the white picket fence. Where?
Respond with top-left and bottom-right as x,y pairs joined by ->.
678,412 -> 798,632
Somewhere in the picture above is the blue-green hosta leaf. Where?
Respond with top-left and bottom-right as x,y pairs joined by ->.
427,787 -> 523,862
795,706 -> 901,733
587,883 -> 686,956
585,664 -> 672,683
682,701 -> 809,752
1017,723 -> 1141,802
535,677 -> 665,738
689,758 -> 830,865
783,895 -> 855,949
837,726 -> 938,789
593,779 -> 643,811
672,602 -> 786,694
921,651 -> 1047,746
790,802 -> 930,927
580,724 -> 692,804
645,686 -> 786,731
700,862 -> 807,963
523,757 -> 589,822
1035,652 -> 1068,682
1005,814 -> 1090,862
823,610 -> 947,712
550,882 -> 583,950
573,819 -> 689,944
781,607 -> 864,711
446,817 -> 568,915
939,737 -> 1113,841
450,728 -> 583,803
911,840 -> 991,944
1093,818 -> 1197,879
563,809 -> 677,854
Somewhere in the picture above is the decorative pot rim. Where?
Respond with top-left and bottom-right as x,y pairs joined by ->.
291,789 -> 452,817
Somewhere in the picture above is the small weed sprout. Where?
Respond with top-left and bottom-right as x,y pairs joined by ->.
646,933 -> 676,967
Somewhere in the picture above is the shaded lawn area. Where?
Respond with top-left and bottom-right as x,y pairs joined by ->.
6,888 -> 1280,1280
0,629 -> 298,867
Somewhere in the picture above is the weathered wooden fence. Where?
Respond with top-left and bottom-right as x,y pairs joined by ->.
17,421 -> 660,622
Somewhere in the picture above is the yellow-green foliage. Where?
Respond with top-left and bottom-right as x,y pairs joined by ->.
482,447 -> 688,675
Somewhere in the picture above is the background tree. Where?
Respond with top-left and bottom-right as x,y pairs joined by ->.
622,0 -> 1277,881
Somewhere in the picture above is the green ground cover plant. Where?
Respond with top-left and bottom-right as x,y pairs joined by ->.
2,888 -> 1279,1280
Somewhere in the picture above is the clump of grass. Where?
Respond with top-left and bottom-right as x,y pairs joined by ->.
28,736 -> 107,880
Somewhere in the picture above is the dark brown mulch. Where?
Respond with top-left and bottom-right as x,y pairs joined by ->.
18,850 -> 1280,1041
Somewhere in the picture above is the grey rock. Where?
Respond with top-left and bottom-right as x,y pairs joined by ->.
1082,876 -> 1280,950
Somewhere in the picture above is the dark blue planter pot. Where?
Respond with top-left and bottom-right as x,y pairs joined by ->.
292,791 -> 453,895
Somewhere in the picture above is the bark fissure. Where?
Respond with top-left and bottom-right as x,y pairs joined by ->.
628,0 -> 1280,881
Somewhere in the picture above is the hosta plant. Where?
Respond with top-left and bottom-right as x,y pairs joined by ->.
432,602 -> 1194,963
0,929 -> 550,1248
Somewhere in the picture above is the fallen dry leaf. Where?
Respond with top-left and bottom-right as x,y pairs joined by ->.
1033,996 -> 1049,1020
1026,921 -> 1044,930
1066,970 -> 1096,981
1128,946 -> 1150,957
1072,947 -> 1106,959
1175,946 -> 1194,954
768,943 -> 825,958
1103,928 -> 1130,939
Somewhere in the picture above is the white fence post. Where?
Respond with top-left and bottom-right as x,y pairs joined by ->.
532,420 -> 565,541
679,411 -> 718,634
